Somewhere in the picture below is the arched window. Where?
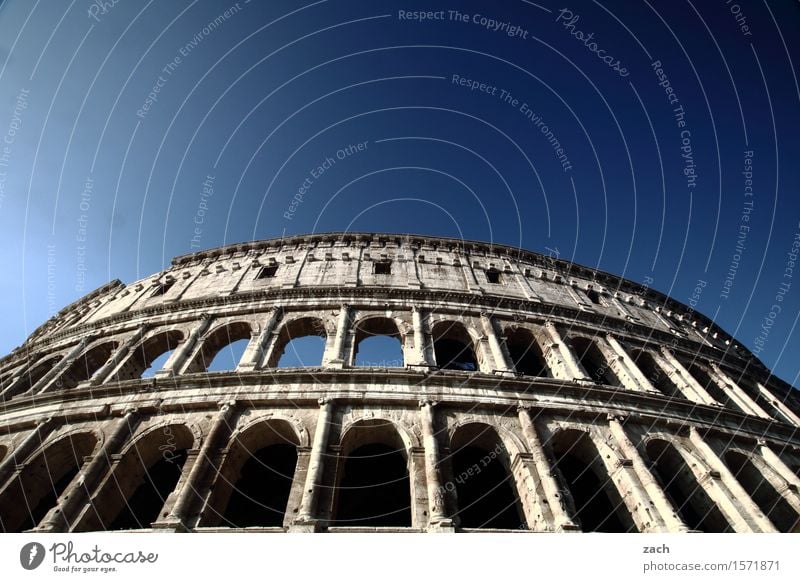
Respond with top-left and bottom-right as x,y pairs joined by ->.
645,439 -> 732,532
353,318 -> 403,367
0,432 -> 97,532
112,330 -> 184,380
724,450 -> 799,532
504,328 -> 548,377
59,342 -> 118,389
431,321 -> 478,372
630,349 -> 683,398
549,429 -> 636,532
73,425 -> 193,531
570,337 -> 620,386
684,362 -> 744,413
268,317 -> 327,368
333,419 -> 411,527
3,355 -> 61,398
185,322 -> 252,373
450,424 -> 524,529
206,419 -> 300,528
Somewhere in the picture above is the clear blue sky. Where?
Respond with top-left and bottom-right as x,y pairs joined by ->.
0,0 -> 798,385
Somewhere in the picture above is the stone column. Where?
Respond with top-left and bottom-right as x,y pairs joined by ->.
411,306 -> 430,367
756,383 -> 800,426
325,305 -> 350,369
604,335 -> 655,393
293,398 -> 334,530
688,427 -> 777,532
542,322 -> 587,381
35,409 -> 141,532
35,338 -> 93,394
481,312 -> 513,375
156,315 -> 212,377
89,326 -> 149,385
155,401 -> 237,530
0,417 -> 57,489
517,407 -> 578,531
708,364 -> 771,419
238,307 -> 282,371
658,348 -> 717,405
606,417 -> 688,532
758,442 -> 800,493
418,401 -> 454,531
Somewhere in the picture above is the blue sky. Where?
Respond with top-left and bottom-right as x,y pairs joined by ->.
0,0 -> 798,384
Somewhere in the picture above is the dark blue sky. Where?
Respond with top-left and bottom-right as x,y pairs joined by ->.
0,0 -> 798,384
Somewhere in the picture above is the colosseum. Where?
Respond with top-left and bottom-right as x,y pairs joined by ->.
0,232 -> 798,533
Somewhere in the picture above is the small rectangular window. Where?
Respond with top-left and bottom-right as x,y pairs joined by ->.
257,265 -> 279,279
151,280 -> 175,296
486,269 -> 501,284
374,261 -> 391,275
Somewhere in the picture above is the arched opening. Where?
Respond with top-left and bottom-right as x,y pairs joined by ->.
207,419 -> 300,528
504,328 -> 548,377
0,445 -> 5,463
184,322 -> 252,373
74,425 -> 193,531
685,363 -> 744,413
724,451 -> 799,532
353,318 -> 404,367
0,432 -> 97,532
111,331 -> 184,380
268,317 -> 327,368
58,342 -> 118,390
630,349 -> 683,398
431,321 -> 478,372
333,419 -> 411,527
570,337 -> 620,386
645,439 -> 732,532
450,424 -> 524,529
549,429 -> 636,532
2,355 -> 61,398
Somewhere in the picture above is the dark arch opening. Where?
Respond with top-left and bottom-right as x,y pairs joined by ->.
112,330 -> 184,380
549,429 -> 636,532
0,445 -> 5,464
74,425 -> 193,532
504,328 -> 548,377
3,355 -> 61,398
685,363 -> 744,413
334,420 -> 411,527
269,317 -> 327,368
450,424 -> 524,529
431,321 -> 478,372
58,342 -> 118,390
353,318 -> 404,367
184,322 -> 252,373
724,451 -> 799,532
570,337 -> 620,386
645,440 -> 732,532
630,349 -> 683,398
0,432 -> 97,532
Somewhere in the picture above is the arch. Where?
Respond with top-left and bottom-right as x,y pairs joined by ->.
59,341 -> 119,390
74,423 -> 195,531
207,418 -> 302,528
0,444 -> 5,463
504,327 -> 549,377
569,337 -> 621,386
0,431 -> 98,532
185,321 -> 252,373
724,450 -> 799,532
112,330 -> 184,380
629,349 -> 683,398
684,362 -> 744,413
449,423 -> 525,529
353,317 -> 404,367
3,355 -> 62,398
268,316 -> 327,368
431,320 -> 479,372
333,419 -> 411,527
549,429 -> 636,532
644,439 -> 733,532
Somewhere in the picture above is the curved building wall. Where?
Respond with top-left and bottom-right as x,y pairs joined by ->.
0,232 -> 798,533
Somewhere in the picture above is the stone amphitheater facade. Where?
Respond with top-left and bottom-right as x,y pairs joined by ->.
0,232 -> 799,534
